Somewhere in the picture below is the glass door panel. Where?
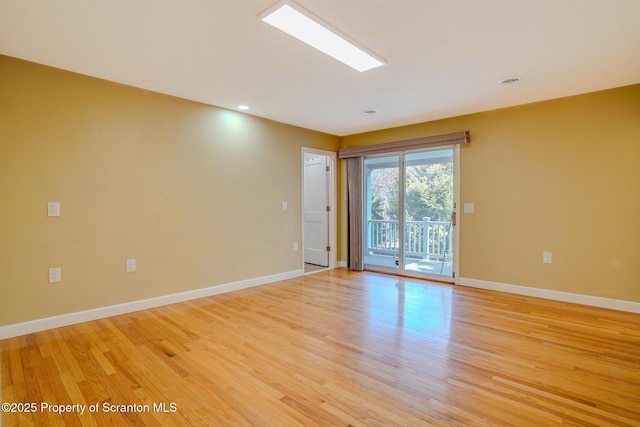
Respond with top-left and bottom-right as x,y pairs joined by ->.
364,155 -> 400,271
402,149 -> 454,278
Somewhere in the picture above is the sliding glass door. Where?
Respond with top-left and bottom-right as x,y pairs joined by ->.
364,148 -> 455,281
402,149 -> 454,277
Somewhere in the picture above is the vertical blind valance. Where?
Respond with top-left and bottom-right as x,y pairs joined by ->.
338,131 -> 469,159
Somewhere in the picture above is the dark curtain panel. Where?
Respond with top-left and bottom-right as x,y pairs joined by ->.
346,157 -> 364,271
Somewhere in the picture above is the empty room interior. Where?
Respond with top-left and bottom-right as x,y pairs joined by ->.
1,1 -> 639,425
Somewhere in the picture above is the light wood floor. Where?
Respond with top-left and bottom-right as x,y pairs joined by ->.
2,269 -> 639,426
305,263 -> 328,273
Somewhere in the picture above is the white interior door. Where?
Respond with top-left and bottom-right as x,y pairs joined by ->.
304,155 -> 329,266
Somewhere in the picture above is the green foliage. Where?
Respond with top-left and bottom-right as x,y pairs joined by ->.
368,162 -> 452,222
405,163 -> 453,222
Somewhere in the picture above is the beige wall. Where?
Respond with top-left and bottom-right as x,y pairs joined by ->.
342,84 -> 640,302
2,54 -> 638,328
0,55 -> 339,326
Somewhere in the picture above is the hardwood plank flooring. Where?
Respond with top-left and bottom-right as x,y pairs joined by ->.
305,263 -> 327,273
1,269 -> 639,426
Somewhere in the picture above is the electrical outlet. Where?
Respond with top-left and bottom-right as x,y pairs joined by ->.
48,202 -> 60,217
48,267 -> 62,283
543,252 -> 552,264
126,259 -> 136,273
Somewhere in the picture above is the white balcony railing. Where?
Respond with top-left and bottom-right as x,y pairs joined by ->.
367,217 -> 452,261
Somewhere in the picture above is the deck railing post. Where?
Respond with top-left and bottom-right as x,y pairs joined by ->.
422,217 -> 431,260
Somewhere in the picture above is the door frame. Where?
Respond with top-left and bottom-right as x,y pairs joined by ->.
301,147 -> 337,273
453,144 -> 460,285
362,145 -> 460,284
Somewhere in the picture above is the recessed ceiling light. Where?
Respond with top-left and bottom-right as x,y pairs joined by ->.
237,105 -> 250,110
259,0 -> 385,72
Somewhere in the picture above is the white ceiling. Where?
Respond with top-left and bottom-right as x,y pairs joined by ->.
1,0 -> 639,136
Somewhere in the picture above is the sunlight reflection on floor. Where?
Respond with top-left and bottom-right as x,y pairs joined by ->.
362,274 -> 452,347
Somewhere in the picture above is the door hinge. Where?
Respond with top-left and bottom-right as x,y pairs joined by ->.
326,165 -> 330,172
453,272 -> 456,279
452,211 -> 456,226
326,206 -> 331,212
326,246 -> 331,252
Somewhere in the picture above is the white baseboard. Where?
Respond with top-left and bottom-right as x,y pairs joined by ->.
0,269 -> 303,340
336,261 -> 347,268
458,277 -> 640,314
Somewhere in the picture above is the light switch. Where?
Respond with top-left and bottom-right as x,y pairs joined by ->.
49,267 -> 62,283
48,202 -> 60,217
281,201 -> 288,211
126,259 -> 137,273
543,252 -> 552,264
463,203 -> 475,213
